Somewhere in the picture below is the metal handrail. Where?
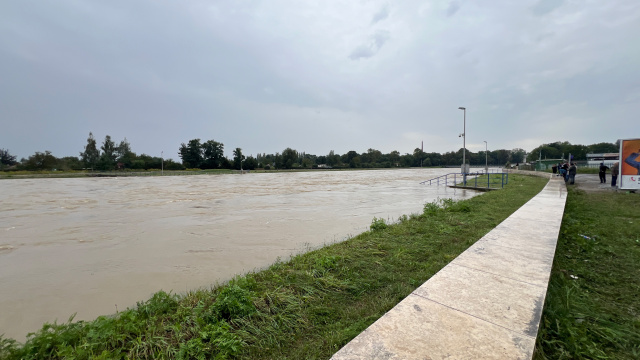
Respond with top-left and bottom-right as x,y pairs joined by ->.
421,170 -> 509,189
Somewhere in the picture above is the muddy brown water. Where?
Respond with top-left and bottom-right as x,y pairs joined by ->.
0,169 -> 482,340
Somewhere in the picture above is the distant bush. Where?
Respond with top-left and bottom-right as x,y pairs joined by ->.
423,198 -> 471,215
423,200 -> 440,215
136,290 -> 179,319
370,217 -> 388,231
212,284 -> 256,320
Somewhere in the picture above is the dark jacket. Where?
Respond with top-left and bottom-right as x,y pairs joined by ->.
569,164 -> 577,176
599,164 -> 608,173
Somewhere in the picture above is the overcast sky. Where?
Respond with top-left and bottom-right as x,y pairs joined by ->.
1,0 -> 638,161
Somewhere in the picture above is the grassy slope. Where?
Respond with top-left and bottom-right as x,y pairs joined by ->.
0,174 -> 547,360
534,187 -> 640,359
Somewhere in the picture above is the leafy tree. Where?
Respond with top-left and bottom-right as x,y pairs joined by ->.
587,142 -> 618,154
413,148 -> 427,167
388,150 -> 401,166
366,148 -> 382,165
21,151 -> 58,171
281,148 -> 298,169
301,157 -> 314,168
233,148 -> 245,170
273,152 -> 283,169
137,154 -> 162,169
425,152 -> 442,166
509,148 -> 526,164
58,156 -> 83,171
497,149 -> 511,165
179,139 -> 203,168
202,140 -> 224,169
97,135 -> 118,170
163,159 -> 185,170
349,156 -> 361,168
401,153 -> 415,167
441,150 -> 459,166
80,132 -> 100,169
0,148 -> 17,168
244,156 -> 258,170
80,132 -> 100,170
116,138 -> 136,169
326,150 -> 340,167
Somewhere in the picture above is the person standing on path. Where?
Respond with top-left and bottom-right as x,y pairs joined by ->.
599,162 -> 609,183
611,162 -> 619,187
568,163 -> 577,185
560,162 -> 568,181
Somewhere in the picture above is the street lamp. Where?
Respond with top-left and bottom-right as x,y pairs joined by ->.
483,141 -> 488,174
458,107 -> 466,185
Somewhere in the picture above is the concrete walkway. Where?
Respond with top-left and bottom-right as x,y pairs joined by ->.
332,177 -> 567,360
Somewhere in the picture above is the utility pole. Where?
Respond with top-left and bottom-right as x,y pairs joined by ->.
458,107 -> 466,185
484,141 -> 488,174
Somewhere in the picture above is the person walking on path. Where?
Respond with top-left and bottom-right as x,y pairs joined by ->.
599,162 -> 609,183
568,163 -> 577,185
552,164 -> 558,176
611,162 -> 619,187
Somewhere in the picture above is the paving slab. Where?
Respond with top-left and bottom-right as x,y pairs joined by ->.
451,241 -> 555,287
331,294 -> 535,360
412,263 -> 546,337
475,227 -> 558,256
332,177 -> 567,360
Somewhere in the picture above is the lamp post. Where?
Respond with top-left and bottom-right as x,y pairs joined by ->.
483,141 -> 488,174
458,106 -> 466,185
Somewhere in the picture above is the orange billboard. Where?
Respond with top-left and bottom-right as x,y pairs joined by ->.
620,138 -> 640,190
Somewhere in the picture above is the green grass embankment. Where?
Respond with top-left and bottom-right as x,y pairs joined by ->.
0,174 -> 547,360
534,186 -> 640,359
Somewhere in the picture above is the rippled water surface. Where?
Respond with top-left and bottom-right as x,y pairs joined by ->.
0,169 -> 480,340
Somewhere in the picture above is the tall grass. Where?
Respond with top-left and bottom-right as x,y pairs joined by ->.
534,187 -> 640,359
0,174 -> 547,359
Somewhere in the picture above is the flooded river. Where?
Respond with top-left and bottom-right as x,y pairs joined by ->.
0,168 -> 479,340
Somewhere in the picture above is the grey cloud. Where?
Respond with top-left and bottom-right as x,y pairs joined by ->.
446,1 -> 461,17
0,1 -> 638,159
531,0 -> 565,16
349,30 -> 390,60
371,4 -> 389,24
535,32 -> 555,43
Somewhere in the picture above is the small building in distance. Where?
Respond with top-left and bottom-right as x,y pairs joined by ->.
586,153 -> 619,167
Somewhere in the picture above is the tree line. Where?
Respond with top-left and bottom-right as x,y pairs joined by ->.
527,141 -> 619,162
0,134 -> 620,172
0,133 -> 183,171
